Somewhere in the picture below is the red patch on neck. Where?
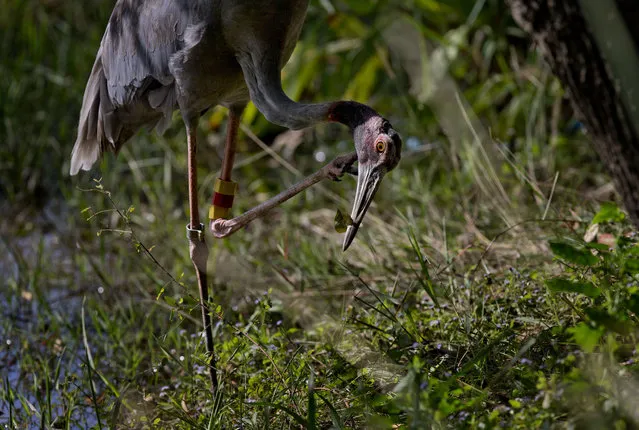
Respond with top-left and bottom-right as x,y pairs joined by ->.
326,102 -> 341,123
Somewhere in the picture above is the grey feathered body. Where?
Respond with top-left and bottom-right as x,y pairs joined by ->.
71,0 -> 309,175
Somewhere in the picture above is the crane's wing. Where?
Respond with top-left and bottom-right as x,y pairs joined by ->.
101,0 -> 184,107
70,0 -> 202,175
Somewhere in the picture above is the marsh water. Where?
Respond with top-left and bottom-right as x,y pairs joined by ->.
1,202 -> 103,429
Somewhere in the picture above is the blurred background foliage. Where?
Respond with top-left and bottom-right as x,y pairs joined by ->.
3,0 -> 635,428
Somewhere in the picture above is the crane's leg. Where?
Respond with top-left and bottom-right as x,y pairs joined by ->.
185,119 -> 218,394
210,152 -> 357,238
208,105 -> 245,224
221,105 -> 244,182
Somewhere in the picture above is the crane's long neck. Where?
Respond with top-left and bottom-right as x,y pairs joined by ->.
238,53 -> 379,131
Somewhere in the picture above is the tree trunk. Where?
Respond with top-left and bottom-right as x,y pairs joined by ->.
508,0 -> 639,226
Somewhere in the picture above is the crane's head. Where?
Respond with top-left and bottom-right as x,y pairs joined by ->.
329,102 -> 402,251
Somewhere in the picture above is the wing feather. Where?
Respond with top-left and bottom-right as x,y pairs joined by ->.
101,0 -> 188,106
71,0 -> 202,174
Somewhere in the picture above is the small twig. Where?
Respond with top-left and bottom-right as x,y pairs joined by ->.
82,186 -> 185,289
543,172 -> 559,220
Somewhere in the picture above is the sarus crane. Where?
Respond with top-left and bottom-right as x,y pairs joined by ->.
69,0 -> 402,392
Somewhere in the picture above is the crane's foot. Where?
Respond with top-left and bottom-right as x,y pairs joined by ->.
210,218 -> 236,238
210,152 -> 358,238
325,152 -> 358,181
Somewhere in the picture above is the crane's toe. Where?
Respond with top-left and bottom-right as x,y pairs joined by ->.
325,152 -> 358,181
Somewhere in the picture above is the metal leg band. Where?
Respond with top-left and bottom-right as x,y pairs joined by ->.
186,223 -> 206,242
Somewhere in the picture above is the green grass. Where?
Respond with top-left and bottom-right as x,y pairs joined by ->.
2,0 -> 639,428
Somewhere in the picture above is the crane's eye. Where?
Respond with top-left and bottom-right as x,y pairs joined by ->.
375,138 -> 387,153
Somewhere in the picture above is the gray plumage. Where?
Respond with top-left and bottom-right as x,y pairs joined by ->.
71,0 -> 310,174
70,0 -> 402,246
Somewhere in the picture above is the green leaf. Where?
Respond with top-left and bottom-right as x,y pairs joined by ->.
585,308 -> 632,335
545,278 -> 601,298
509,399 -> 522,409
334,209 -> 353,233
623,293 -> 639,315
623,258 -> 639,274
568,322 -> 604,353
585,242 -> 611,251
592,202 -> 625,224
549,241 -> 598,266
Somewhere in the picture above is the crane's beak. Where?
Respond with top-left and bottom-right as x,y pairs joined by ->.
343,163 -> 385,251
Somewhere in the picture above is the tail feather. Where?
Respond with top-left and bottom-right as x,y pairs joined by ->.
70,50 -> 111,176
70,50 -> 177,176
